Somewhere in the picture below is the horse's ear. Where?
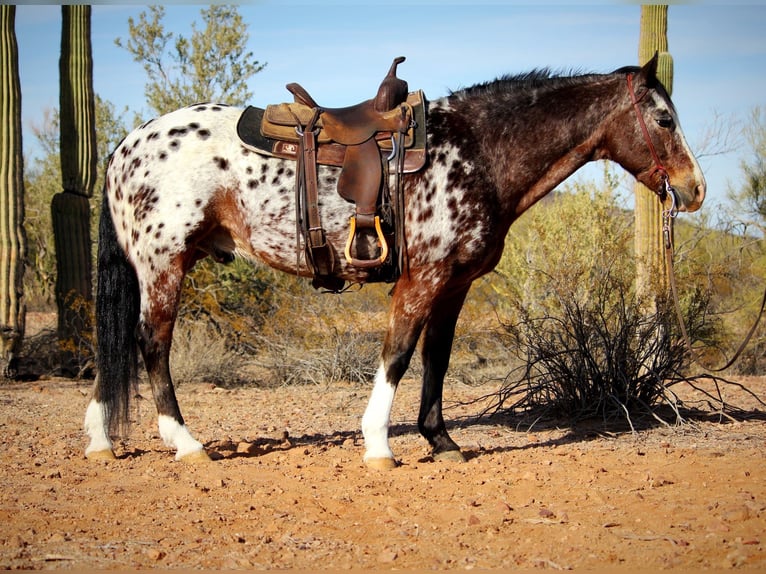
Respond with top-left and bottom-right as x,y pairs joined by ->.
637,52 -> 660,88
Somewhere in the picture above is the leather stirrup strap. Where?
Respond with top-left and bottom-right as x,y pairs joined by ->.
299,114 -> 336,278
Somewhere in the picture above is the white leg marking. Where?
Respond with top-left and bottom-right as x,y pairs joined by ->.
361,364 -> 396,462
83,399 -> 113,456
158,415 -> 204,460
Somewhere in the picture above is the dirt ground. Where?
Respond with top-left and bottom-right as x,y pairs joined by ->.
1,363 -> 765,571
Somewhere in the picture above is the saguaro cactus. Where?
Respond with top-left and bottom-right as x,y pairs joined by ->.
53,5 -> 96,375
635,5 -> 674,303
0,6 -> 27,379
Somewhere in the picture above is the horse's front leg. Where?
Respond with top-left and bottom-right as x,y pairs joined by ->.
418,286 -> 470,462
137,282 -> 210,462
361,279 -> 428,469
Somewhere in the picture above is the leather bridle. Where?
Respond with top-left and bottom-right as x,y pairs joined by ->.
627,73 -> 678,216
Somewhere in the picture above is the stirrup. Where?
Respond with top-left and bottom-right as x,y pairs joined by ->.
344,215 -> 389,268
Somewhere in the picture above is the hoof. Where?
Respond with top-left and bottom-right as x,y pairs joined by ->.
365,457 -> 398,470
85,449 -> 116,461
433,449 -> 466,463
178,449 -> 212,463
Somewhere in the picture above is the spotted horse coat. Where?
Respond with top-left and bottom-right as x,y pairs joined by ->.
86,56 -> 705,467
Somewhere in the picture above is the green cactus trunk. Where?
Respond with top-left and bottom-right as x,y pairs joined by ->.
635,5 -> 674,307
53,5 -> 95,376
0,6 -> 27,379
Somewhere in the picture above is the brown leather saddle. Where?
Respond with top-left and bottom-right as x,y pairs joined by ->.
236,57 -> 427,291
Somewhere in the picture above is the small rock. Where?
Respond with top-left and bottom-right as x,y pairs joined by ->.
145,548 -> 165,561
539,507 -> 555,519
495,501 -> 512,513
723,550 -> 747,568
723,505 -> 751,523
378,548 -> 398,563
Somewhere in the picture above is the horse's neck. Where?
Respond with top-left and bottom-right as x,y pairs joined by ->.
481,78 -> 619,218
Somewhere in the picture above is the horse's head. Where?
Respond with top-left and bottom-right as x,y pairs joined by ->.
607,54 -> 706,213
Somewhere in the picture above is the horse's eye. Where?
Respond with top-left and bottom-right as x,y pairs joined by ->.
656,116 -> 674,129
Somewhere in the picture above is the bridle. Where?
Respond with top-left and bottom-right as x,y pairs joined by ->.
626,73 -> 678,220
627,73 -> 678,254
627,72 -> 765,373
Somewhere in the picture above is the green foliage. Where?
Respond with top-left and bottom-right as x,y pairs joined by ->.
24,97 -> 128,308
116,5 -> 266,116
729,106 -> 766,233
178,257 -> 277,353
492,166 -> 634,322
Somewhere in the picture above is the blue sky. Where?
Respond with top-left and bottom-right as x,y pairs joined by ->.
12,3 -> 766,212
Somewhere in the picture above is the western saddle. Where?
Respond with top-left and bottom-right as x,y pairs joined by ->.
236,57 -> 426,291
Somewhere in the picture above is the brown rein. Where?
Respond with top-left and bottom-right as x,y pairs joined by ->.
628,73 -> 766,372
664,212 -> 766,372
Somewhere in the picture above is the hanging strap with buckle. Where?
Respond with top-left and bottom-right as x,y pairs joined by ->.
294,109 -> 343,291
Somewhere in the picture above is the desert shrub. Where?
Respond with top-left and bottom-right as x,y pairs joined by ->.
486,170 -> 696,422
169,318 -> 247,387
252,280 -> 389,386
672,210 -> 766,374
178,257 -> 278,354
492,291 -> 690,423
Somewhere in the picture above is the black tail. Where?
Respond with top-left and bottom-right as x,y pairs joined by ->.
95,180 -> 140,436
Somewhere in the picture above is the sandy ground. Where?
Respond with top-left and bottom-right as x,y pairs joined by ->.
0,369 -> 764,571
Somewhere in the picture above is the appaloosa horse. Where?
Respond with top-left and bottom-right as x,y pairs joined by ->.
85,55 -> 705,468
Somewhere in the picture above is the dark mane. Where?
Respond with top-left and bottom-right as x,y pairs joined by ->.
450,68 -> 603,99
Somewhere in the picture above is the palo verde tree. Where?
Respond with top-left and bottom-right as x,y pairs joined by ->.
52,5 -> 97,376
0,6 -> 27,379
116,5 -> 266,117
729,106 -> 766,234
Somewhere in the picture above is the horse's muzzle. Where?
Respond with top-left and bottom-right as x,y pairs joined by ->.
682,182 -> 706,213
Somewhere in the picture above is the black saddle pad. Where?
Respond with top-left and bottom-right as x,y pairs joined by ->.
236,106 -> 276,155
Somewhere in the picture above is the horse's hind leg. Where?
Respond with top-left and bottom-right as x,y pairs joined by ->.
418,287 -> 470,462
138,269 -> 209,462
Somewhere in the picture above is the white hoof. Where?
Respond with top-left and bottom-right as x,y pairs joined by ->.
365,456 -> 398,470
85,449 -> 117,461
178,449 -> 212,463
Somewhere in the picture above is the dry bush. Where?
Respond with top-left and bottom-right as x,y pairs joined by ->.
485,172 -> 697,423
252,281 -> 390,386
491,293 -> 690,424
169,318 -> 247,387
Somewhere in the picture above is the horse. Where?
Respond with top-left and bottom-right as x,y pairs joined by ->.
85,54 -> 705,468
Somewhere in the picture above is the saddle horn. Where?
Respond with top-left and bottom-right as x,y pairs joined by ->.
374,56 -> 408,112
